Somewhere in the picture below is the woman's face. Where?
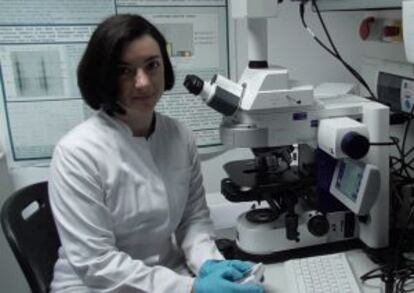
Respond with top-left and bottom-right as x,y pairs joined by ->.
117,34 -> 165,115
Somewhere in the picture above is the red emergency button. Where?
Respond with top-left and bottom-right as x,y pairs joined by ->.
359,17 -> 375,40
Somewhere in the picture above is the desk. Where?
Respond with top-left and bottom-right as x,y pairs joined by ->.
262,249 -> 384,292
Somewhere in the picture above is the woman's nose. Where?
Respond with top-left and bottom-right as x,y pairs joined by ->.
134,68 -> 150,88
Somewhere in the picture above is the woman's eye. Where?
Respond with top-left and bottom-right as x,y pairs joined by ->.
118,66 -> 134,76
147,60 -> 161,71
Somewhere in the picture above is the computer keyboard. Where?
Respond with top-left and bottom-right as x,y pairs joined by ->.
284,252 -> 362,293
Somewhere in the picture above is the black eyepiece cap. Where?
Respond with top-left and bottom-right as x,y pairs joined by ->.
183,75 -> 204,95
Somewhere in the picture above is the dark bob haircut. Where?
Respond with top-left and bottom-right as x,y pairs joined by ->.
77,14 -> 175,115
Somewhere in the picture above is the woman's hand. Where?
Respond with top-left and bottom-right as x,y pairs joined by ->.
193,260 -> 265,293
198,260 -> 253,278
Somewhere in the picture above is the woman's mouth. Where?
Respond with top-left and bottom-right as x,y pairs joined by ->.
131,95 -> 151,101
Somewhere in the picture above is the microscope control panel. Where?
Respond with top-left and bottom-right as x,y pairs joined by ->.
330,159 -> 380,215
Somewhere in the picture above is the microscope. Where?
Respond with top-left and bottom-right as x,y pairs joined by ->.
184,0 -> 390,260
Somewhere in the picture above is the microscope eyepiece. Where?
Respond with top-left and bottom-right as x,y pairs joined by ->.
183,74 -> 204,95
183,73 -> 241,116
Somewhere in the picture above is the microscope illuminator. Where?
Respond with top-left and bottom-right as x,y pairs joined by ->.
318,117 -> 370,160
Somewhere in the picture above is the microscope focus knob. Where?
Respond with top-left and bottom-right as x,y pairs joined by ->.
307,213 -> 329,237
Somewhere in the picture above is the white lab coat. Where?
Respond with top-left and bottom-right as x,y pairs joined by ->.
48,111 -> 224,293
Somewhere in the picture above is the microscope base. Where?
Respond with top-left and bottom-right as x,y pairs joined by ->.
235,209 -> 359,262
233,238 -> 363,263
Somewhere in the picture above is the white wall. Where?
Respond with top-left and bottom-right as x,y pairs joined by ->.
1,2 -> 412,292
268,2 -> 365,85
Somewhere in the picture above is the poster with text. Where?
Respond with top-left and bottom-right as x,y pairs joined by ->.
0,0 -> 229,166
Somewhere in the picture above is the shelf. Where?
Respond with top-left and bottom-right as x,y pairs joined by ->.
316,0 -> 402,11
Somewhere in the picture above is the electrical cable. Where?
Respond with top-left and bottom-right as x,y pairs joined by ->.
371,141 -> 398,146
400,106 -> 414,172
391,105 -> 414,180
393,203 -> 414,292
298,0 -> 378,101
360,203 -> 414,292
311,0 -> 377,99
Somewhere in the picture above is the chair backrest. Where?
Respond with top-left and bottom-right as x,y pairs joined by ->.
1,181 -> 60,293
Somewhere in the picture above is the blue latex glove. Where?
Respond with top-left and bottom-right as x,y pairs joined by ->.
194,266 -> 265,293
198,260 -> 253,278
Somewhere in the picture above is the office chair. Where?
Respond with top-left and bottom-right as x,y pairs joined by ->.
1,181 -> 60,293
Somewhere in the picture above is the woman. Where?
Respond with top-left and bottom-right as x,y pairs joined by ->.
48,14 -> 265,293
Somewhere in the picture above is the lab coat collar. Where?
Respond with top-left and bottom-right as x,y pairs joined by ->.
98,110 -> 158,140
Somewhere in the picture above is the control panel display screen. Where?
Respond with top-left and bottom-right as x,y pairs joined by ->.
334,159 -> 364,202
